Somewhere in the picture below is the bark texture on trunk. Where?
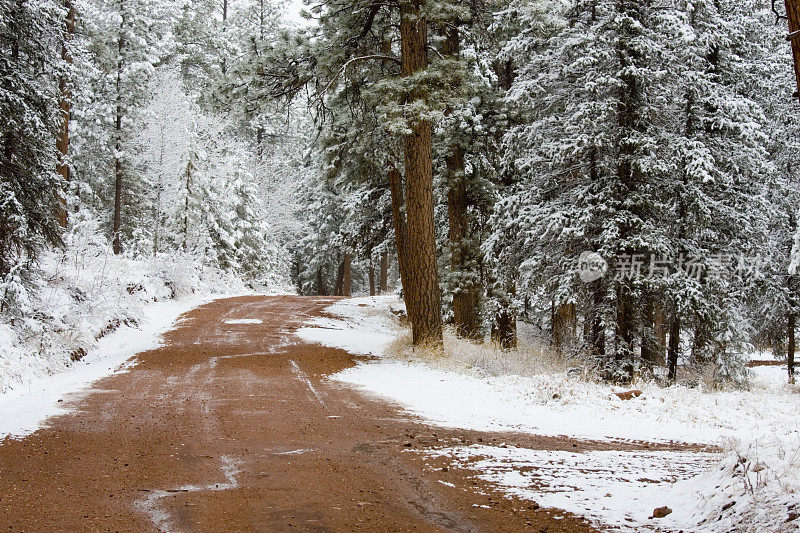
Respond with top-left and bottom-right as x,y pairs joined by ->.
334,259 -> 344,297
342,252 -> 351,297
614,285 -> 634,381
667,316 -> 680,383
379,251 -> 389,293
56,0 -> 76,228
112,7 -> 126,255
552,303 -> 576,354
446,144 -> 479,338
368,263 -> 376,296
316,267 -> 327,296
786,0 -> 800,105
400,0 -> 442,346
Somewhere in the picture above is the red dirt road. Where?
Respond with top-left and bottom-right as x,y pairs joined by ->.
0,296 -> 610,532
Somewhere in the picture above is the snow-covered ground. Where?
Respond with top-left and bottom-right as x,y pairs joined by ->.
303,296 -> 800,532
295,296 -> 402,356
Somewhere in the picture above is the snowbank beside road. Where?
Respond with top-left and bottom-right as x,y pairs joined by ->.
294,296 -> 401,356
0,246 -> 251,395
0,230 -> 292,439
0,297 -> 208,440
309,296 -> 800,532
334,359 -> 799,445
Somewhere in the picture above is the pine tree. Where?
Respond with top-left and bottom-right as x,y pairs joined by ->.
77,0 -> 175,254
0,0 -> 64,279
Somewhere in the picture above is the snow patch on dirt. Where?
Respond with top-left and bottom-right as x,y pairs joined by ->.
418,444 -> 718,531
135,455 -> 241,531
294,296 -> 401,356
224,318 -> 263,325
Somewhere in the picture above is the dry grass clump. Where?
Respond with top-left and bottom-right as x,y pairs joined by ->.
383,325 -> 571,379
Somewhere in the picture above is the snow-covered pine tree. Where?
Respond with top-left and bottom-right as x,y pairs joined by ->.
738,0 -> 800,382
430,1 -> 506,340
73,0 -> 175,254
0,0 -> 64,280
659,0 -> 774,386
491,0 -> 674,381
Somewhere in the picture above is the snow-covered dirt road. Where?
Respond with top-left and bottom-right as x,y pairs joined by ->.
0,295 -> 713,532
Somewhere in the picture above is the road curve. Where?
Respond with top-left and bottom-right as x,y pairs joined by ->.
0,295 -> 599,532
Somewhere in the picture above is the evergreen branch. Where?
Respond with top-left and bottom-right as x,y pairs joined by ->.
316,54 -> 401,100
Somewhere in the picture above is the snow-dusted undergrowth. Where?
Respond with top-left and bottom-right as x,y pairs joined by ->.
311,296 -> 800,532
0,226 -> 274,396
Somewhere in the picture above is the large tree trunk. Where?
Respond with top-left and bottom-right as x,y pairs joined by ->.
785,0 -> 800,105
342,252 -> 351,297
56,0 -> 75,228
379,251 -> 389,293
667,316 -> 680,383
614,285 -> 635,382
112,7 -> 126,255
552,303 -> 576,354
334,258 -> 345,297
388,167 -> 414,316
446,144 -> 479,338
368,261 -> 376,296
399,0 -> 442,346
316,266 -> 327,296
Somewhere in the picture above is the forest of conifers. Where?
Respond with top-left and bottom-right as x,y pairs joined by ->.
3,0 -> 800,387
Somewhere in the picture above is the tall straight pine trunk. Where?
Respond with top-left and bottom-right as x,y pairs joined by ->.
368,262 -> 376,296
785,0 -> 800,105
668,316 -> 680,382
342,252 -> 352,297
316,267 -> 327,296
399,0 -> 443,346
112,5 -> 126,255
56,0 -> 75,228
379,251 -> 389,293
446,144 -> 479,338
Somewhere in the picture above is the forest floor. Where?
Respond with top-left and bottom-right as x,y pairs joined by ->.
0,295 -> 715,532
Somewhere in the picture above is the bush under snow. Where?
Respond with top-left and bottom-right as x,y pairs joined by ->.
0,220 -> 259,394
